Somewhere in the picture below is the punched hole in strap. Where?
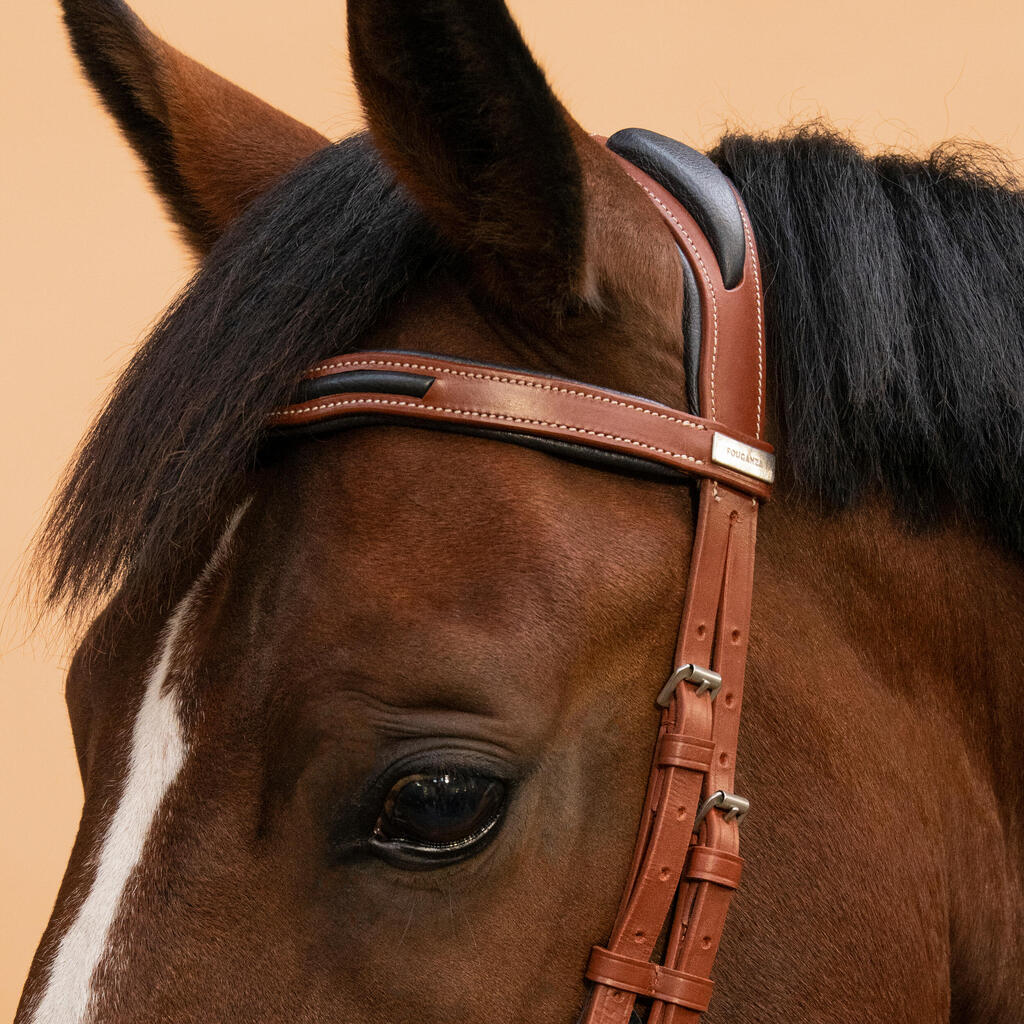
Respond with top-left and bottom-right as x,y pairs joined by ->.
656,664 -> 722,708
586,946 -> 713,1012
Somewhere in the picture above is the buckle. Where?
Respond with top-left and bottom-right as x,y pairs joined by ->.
694,790 -> 750,829
656,664 -> 723,708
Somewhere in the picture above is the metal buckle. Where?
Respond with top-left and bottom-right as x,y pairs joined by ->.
693,790 -> 750,829
655,664 -> 723,708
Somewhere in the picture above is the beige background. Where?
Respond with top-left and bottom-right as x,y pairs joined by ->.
3,0 -> 1023,1015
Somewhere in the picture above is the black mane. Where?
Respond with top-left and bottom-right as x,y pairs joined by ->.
38,127 -> 1024,617
38,134 -> 451,616
712,128 -> 1024,550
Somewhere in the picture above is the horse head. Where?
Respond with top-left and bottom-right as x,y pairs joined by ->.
18,1 -> 1024,1022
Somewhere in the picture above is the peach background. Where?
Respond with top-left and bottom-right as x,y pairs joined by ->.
3,0 -> 1022,1015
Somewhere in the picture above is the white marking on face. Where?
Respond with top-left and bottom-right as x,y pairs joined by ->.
28,507 -> 247,1024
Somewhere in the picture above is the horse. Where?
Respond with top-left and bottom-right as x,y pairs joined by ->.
16,0 -> 1024,1021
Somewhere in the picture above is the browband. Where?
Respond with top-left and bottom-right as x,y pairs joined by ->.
267,352 -> 774,498
269,133 -> 771,1023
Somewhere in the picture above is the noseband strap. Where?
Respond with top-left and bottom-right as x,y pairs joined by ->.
270,137 -> 770,1022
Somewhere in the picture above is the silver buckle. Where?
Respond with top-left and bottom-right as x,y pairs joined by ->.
655,664 -> 723,708
694,790 -> 750,829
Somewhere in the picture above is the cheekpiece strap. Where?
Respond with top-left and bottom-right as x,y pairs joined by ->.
579,148 -> 766,1024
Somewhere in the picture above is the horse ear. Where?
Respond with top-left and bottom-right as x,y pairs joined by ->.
61,0 -> 328,254
348,0 -> 589,317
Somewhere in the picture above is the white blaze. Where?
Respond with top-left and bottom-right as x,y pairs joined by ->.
29,508 -> 246,1024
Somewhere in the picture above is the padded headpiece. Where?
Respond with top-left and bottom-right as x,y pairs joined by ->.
608,128 -> 746,289
608,129 -> 748,414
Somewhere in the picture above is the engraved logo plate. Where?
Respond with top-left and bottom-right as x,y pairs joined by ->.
711,432 -> 776,484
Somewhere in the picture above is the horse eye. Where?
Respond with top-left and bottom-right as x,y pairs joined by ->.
371,768 -> 506,866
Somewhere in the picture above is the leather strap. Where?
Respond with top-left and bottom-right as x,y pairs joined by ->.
586,947 -> 714,1011
581,156 -> 765,1024
268,353 -> 773,499
656,734 -> 716,772
686,845 -> 743,890
267,140 -> 769,1023
611,155 -> 766,439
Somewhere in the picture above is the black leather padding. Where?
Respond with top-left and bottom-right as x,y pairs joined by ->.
294,369 -> 434,402
608,128 -> 746,289
677,244 -> 702,415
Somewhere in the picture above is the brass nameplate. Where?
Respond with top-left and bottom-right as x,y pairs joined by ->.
711,432 -> 775,484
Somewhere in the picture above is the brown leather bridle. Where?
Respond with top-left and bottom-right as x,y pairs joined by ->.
269,142 -> 772,1022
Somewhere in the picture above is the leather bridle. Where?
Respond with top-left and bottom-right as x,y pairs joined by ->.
269,136 -> 773,1022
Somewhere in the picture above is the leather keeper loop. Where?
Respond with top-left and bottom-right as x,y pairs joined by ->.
586,946 -> 714,1011
686,845 -> 744,889
656,733 -> 715,771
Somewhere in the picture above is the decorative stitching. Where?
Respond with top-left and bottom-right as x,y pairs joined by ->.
304,357 -> 706,431
625,176 -> 721,422
737,202 -> 764,439
269,397 -> 707,466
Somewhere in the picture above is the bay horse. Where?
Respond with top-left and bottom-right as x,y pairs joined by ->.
17,0 -> 1024,1021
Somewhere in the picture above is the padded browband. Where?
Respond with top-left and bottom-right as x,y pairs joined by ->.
267,353 -> 774,498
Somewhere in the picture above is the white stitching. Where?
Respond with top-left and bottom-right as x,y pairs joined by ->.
269,397 -> 706,466
737,202 -> 764,439
626,178 -> 720,421
303,357 -> 707,431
